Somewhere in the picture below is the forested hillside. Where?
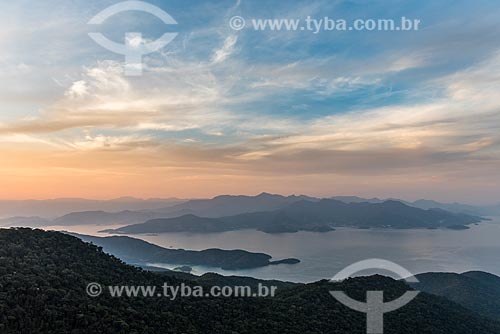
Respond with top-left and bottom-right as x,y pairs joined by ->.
0,228 -> 498,334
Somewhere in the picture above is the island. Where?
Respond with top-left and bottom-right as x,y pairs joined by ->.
102,200 -> 484,235
69,233 -> 300,270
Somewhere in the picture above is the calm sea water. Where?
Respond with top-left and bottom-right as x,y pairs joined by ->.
45,217 -> 500,283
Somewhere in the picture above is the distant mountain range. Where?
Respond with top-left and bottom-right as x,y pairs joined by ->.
0,210 -> 166,228
1,193 -> 495,231
0,193 -> 319,227
152,192 -> 320,218
52,210 -> 167,226
70,233 -> 300,270
0,197 -> 184,218
332,196 -> 500,216
104,199 -> 483,234
0,216 -> 51,228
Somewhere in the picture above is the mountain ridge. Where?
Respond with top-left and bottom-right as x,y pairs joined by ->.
413,271 -> 500,321
1,193 -> 494,229
104,199 -> 484,234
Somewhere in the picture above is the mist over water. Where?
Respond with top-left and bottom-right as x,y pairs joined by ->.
47,218 -> 500,283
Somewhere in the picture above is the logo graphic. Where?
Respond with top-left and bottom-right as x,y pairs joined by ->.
329,259 -> 419,334
229,16 -> 246,30
88,1 -> 178,76
86,282 -> 102,297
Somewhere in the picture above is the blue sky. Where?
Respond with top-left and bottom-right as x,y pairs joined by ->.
0,0 -> 500,202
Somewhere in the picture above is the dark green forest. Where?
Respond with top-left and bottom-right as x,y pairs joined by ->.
0,228 -> 499,333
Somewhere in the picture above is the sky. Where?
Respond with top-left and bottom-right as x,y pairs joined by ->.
0,0 -> 499,203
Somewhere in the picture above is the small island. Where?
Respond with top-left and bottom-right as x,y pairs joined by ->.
446,224 -> 470,230
270,258 -> 301,265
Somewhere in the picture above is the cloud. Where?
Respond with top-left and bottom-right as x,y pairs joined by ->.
1,0 -> 500,201
2,47 -> 500,169
65,80 -> 88,98
211,35 -> 238,64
